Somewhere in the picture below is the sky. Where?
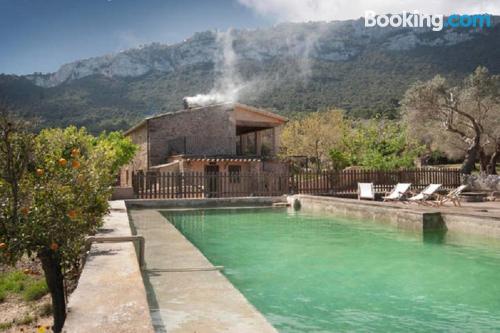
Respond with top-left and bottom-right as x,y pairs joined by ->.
1,0 -> 499,75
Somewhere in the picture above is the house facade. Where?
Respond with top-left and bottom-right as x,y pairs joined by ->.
120,103 -> 288,187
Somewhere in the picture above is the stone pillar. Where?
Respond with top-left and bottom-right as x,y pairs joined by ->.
239,134 -> 246,155
255,131 -> 262,156
272,127 -> 281,156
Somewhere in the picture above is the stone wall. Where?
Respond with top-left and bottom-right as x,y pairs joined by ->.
463,174 -> 500,192
148,105 -> 236,166
121,123 -> 148,186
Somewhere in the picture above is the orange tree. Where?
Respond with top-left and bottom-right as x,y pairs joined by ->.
0,119 -> 136,332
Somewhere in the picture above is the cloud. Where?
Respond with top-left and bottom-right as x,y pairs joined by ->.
237,0 -> 500,22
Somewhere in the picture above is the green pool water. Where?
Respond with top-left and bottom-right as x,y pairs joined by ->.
161,208 -> 500,332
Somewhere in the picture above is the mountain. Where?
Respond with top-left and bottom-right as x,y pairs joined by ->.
1,17 -> 500,133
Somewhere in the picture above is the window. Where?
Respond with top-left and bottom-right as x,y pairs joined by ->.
228,165 -> 241,183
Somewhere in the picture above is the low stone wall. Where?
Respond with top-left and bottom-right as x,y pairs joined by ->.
290,195 -> 500,238
111,186 -> 135,200
290,195 -> 444,232
125,196 -> 287,209
463,174 -> 500,192
62,201 -> 154,333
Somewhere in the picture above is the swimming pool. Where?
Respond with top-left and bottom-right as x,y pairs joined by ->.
162,207 -> 500,332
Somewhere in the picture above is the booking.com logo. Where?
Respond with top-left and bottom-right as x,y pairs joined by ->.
365,11 -> 492,31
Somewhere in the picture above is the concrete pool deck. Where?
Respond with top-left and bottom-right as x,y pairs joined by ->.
129,209 -> 278,333
63,201 -> 154,333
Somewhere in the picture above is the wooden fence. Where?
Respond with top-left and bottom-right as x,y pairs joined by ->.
290,168 -> 462,197
132,168 -> 461,199
132,171 -> 289,199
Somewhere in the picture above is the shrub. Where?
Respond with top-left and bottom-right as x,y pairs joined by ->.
0,117 -> 137,332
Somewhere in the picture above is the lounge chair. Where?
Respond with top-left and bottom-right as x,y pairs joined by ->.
358,183 -> 375,200
433,185 -> 468,207
408,184 -> 442,204
383,183 -> 412,201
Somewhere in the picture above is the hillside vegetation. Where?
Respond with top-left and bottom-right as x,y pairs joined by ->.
1,18 -> 499,133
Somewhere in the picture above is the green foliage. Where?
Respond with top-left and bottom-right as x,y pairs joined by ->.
281,110 -> 423,170
0,321 -> 12,330
328,149 -> 350,171
96,131 -> 138,174
22,279 -> 49,301
402,66 -> 500,174
1,23 -> 499,132
338,120 -> 424,170
0,119 -> 137,331
280,110 -> 347,170
0,271 -> 48,302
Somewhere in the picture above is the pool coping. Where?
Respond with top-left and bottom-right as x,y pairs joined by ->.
291,194 -> 500,237
129,208 -> 278,333
62,201 -> 154,333
125,196 -> 287,209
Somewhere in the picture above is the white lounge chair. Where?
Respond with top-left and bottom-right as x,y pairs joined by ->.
434,185 -> 468,207
383,183 -> 412,201
408,184 -> 442,204
358,183 -> 375,200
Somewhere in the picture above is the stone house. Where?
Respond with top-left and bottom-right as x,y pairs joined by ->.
120,102 -> 287,186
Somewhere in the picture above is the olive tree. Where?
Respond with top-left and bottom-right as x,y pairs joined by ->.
0,113 -> 136,332
403,67 -> 500,174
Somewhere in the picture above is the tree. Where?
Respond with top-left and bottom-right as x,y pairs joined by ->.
0,113 -> 137,332
331,119 -> 423,170
403,67 -> 500,174
280,110 -> 347,171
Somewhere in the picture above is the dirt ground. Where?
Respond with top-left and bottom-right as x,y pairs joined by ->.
0,259 -> 53,332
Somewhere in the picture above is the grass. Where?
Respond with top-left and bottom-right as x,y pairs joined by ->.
0,271 -> 48,303
37,302 -> 53,317
0,322 -> 12,330
23,279 -> 49,301
16,315 -> 35,326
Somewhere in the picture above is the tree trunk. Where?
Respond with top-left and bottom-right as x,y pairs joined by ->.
479,149 -> 489,173
460,140 -> 480,175
487,144 -> 499,175
39,249 -> 66,333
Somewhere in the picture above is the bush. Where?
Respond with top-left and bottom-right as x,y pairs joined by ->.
0,118 -> 137,332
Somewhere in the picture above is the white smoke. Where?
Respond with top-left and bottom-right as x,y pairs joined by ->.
237,0 -> 500,22
184,29 -> 247,108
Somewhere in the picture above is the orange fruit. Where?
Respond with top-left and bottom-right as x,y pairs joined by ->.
71,148 -> 80,158
0,242 -> 6,249
67,210 -> 77,219
50,242 -> 59,251
71,160 -> 81,169
58,158 -> 67,167
20,207 -> 29,216
36,168 -> 44,176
